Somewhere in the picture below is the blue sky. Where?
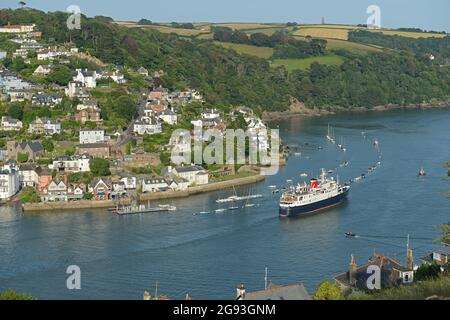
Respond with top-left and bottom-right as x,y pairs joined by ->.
2,0 -> 449,32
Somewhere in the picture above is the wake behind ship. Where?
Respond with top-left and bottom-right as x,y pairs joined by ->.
279,170 -> 350,217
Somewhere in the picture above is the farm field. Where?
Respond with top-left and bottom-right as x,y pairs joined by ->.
271,55 -> 345,71
215,42 -> 274,59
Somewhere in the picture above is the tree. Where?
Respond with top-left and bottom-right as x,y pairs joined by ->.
83,192 -> 93,200
7,104 -> 24,120
89,158 -> 111,176
437,222 -> 450,245
46,65 -> 72,86
17,152 -> 28,163
313,281 -> 344,300
415,263 -> 442,281
42,139 -> 54,152
114,95 -> 136,121
20,187 -> 40,203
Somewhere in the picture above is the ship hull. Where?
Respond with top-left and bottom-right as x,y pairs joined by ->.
279,188 -> 349,218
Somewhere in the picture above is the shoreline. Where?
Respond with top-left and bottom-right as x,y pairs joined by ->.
262,100 -> 450,121
21,174 -> 266,212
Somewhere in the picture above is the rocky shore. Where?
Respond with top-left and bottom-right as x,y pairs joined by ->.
262,99 -> 450,122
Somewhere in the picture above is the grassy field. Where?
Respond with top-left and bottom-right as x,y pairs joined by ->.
272,55 -> 345,71
323,38 -> 383,53
114,22 -> 208,36
215,42 -> 274,59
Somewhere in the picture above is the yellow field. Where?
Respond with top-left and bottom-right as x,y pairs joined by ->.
215,42 -> 274,59
213,23 -> 283,30
293,27 -> 350,40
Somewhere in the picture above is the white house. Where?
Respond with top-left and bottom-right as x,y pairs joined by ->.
73,69 -> 97,88
79,129 -> 105,144
0,169 -> 20,200
33,65 -> 52,76
120,176 -> 137,189
18,164 -> 38,187
142,177 -> 169,193
28,117 -> 61,136
201,108 -> 220,120
159,108 -> 178,125
170,165 -> 209,186
1,116 -> 23,131
110,71 -> 126,84
133,117 -> 162,135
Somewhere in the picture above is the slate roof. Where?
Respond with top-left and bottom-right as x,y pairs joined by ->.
242,283 -> 310,300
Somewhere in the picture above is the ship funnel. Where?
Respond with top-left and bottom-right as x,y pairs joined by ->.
309,179 -> 319,189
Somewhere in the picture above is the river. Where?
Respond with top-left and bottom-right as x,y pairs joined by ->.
0,108 -> 449,299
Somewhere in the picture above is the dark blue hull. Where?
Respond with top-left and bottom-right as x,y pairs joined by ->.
279,189 -> 349,217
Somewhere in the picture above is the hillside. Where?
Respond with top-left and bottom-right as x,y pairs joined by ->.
1,9 -> 449,111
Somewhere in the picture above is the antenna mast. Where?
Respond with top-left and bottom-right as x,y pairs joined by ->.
264,267 -> 268,290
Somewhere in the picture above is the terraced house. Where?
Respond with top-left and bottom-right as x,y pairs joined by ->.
28,117 -> 61,136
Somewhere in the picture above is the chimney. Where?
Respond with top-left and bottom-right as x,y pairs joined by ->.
406,248 -> 414,270
349,254 -> 357,286
236,283 -> 246,300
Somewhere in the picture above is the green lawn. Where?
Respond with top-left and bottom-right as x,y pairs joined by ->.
215,42 -> 274,59
272,55 -> 345,71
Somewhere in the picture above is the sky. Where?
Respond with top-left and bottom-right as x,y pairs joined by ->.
1,0 -> 449,32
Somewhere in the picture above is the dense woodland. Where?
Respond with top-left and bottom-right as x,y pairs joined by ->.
349,30 -> 450,63
1,9 -> 449,111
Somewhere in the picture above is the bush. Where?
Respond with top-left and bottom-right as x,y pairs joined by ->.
90,158 -> 111,176
313,281 -> 344,300
20,187 -> 41,204
0,289 -> 35,300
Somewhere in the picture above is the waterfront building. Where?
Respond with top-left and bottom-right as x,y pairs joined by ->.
48,154 -> 91,173
89,178 -> 112,200
18,164 -> 38,187
0,169 -> 19,200
41,179 -> 68,202
167,165 -> 209,186
120,176 -> 137,190
35,167 -> 53,192
141,177 -> 170,193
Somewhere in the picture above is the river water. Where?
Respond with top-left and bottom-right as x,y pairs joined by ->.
0,108 -> 449,299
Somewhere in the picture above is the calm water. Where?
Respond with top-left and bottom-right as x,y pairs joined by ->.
0,108 -> 449,300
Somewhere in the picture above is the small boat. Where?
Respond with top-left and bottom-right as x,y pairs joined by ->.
215,208 -> 227,213
300,173 -> 308,177
243,203 -> 255,208
345,232 -> 356,238
327,170 -> 334,174
199,211 -> 210,215
419,167 -> 426,176
272,189 -> 280,194
268,185 -> 277,189
373,139 -> 379,147
229,205 -> 239,210
294,152 -> 301,156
